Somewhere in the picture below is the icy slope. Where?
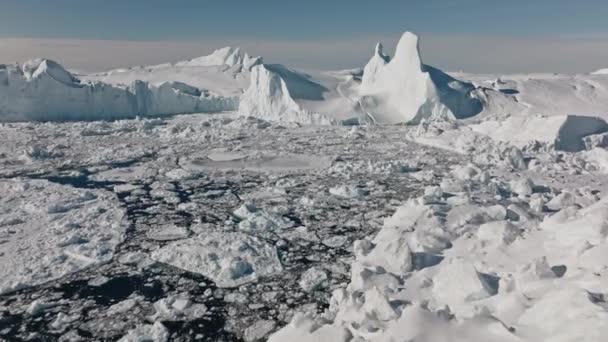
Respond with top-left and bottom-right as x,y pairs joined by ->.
358,32 -> 484,124
0,59 -> 238,121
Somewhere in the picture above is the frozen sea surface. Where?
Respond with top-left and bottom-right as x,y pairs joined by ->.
1,114 -> 608,341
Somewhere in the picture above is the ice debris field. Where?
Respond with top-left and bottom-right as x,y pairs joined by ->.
2,32 -> 608,341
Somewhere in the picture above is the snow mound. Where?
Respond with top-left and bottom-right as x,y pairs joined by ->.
0,59 -> 238,122
358,32 -> 483,124
239,64 -> 335,124
151,232 -> 283,288
472,114 -> 608,152
176,47 -> 263,70
0,179 -> 128,294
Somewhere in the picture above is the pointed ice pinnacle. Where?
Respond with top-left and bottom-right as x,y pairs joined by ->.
359,31 -> 483,124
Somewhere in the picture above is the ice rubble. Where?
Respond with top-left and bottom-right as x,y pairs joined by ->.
269,170 -> 608,341
0,58 -> 238,122
0,179 -> 127,294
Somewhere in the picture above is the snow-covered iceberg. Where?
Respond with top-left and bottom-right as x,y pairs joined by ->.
238,32 -> 484,125
358,32 -> 484,124
0,58 -> 238,122
238,64 -> 335,125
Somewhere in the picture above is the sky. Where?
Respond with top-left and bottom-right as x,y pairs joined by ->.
1,0 -> 608,73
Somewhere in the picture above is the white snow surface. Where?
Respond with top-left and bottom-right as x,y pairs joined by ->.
0,179 -> 127,294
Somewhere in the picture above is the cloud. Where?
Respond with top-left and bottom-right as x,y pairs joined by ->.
1,33 -> 608,74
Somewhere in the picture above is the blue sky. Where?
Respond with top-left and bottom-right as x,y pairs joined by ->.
2,0 -> 607,40
1,0 -> 608,73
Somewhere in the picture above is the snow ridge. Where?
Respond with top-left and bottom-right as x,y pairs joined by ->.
176,47 -> 263,71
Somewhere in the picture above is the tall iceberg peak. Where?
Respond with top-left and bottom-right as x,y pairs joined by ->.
359,31 -> 483,124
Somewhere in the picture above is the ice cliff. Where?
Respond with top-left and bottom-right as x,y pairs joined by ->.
0,59 -> 238,122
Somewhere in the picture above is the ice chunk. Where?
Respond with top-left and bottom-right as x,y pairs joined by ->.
432,258 -> 499,307
151,232 -> 282,288
146,225 -> 190,241
299,267 -> 329,292
153,296 -> 207,320
477,221 -> 520,245
329,184 -> 368,198
233,202 -> 294,232
118,322 -> 169,342
243,319 -> 277,342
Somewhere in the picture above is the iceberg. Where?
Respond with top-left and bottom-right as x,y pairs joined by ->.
358,32 -> 484,124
